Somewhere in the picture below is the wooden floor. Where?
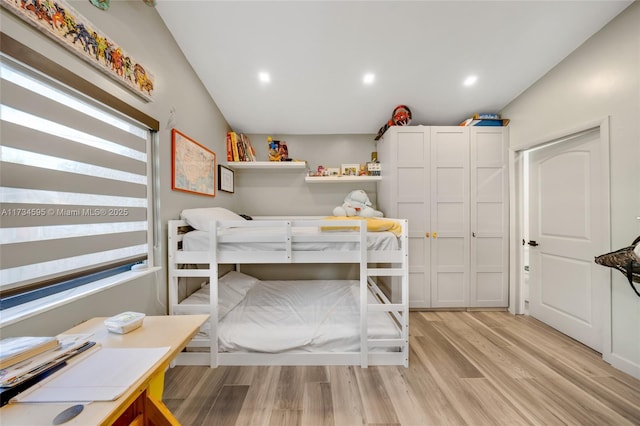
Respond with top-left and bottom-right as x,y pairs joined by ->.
163,311 -> 640,425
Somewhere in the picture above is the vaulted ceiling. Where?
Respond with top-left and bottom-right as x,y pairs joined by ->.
156,1 -> 632,135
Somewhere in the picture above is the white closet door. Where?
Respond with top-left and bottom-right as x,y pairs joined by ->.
470,127 -> 509,307
430,127 -> 470,307
395,128 -> 431,308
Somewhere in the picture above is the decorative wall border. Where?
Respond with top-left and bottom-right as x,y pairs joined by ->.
1,0 -> 154,101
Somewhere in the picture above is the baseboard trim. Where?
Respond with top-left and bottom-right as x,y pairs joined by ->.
410,307 -> 508,312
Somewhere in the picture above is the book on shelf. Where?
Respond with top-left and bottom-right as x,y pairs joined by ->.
0,336 -> 59,369
473,113 -> 501,120
226,132 -> 233,162
229,132 -> 240,161
227,131 -> 256,162
474,118 -> 510,126
236,133 -> 247,161
239,133 -> 251,161
458,117 -> 510,127
240,134 -> 256,161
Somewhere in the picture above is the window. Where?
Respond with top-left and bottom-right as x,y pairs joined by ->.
0,47 -> 156,309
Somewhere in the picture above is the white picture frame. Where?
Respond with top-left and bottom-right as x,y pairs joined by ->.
341,163 -> 359,176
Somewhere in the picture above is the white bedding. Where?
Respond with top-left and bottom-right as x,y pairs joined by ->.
182,277 -> 400,353
182,227 -> 399,252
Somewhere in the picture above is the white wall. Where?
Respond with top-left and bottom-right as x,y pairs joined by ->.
501,2 -> 640,377
231,133 -> 380,281
0,1 -> 232,336
239,134 -> 379,217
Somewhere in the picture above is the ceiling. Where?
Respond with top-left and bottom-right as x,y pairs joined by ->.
155,1 -> 632,135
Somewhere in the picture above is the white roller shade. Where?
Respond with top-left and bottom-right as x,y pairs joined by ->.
0,56 -> 151,299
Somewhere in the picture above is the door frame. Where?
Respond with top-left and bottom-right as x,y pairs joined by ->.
508,116 -> 612,359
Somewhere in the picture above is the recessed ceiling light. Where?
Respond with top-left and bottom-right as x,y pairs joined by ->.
463,75 -> 478,86
258,72 -> 270,83
363,73 -> 375,85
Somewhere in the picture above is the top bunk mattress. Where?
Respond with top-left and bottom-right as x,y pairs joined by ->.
182,226 -> 399,252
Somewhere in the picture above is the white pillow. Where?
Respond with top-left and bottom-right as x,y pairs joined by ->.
217,271 -> 260,320
180,207 -> 245,231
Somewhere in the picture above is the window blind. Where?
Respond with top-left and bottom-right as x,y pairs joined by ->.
0,56 -> 152,303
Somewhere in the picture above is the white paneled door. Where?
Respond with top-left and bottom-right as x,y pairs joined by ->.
470,128 -> 509,307
396,130 -> 431,308
528,129 -> 608,352
430,127 -> 470,307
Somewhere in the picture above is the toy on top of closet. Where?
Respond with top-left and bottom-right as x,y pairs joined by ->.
375,104 -> 413,140
333,189 -> 383,218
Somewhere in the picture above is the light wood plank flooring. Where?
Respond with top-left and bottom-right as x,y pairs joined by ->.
163,311 -> 640,425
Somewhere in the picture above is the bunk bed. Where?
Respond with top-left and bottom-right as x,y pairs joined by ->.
167,208 -> 409,368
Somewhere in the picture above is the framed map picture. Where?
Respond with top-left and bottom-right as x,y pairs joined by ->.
171,129 -> 216,197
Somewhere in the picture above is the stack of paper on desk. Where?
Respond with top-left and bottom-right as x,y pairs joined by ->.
0,334 -> 93,388
12,347 -> 169,403
0,336 -> 59,369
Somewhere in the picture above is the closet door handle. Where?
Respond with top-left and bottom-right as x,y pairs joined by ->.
432,232 -> 437,238
528,240 -> 539,247
425,232 -> 430,238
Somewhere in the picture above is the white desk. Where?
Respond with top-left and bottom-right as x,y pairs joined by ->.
0,315 -> 208,426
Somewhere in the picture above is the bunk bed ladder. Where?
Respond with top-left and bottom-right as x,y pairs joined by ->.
167,220 -> 179,318
168,220 -> 212,315
359,221 -> 368,368
209,221 -> 220,368
366,219 -> 409,367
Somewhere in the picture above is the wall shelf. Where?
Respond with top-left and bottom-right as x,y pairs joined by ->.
226,162 -> 381,183
226,161 -> 307,170
305,176 -> 381,183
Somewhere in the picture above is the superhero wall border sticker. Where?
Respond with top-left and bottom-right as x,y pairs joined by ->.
1,0 -> 155,102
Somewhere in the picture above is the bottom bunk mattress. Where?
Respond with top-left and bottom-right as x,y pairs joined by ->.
181,272 -> 400,353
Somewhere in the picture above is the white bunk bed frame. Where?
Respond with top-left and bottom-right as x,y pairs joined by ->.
167,217 -> 409,368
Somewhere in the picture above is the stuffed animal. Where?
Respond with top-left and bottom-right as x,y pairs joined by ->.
333,189 -> 383,218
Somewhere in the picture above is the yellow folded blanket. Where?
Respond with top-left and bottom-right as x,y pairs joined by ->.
321,216 -> 402,237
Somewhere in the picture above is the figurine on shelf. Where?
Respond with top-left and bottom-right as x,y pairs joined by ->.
367,161 -> 381,176
267,136 -> 281,161
278,141 -> 289,161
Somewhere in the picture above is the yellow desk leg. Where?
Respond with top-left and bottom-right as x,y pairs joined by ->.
149,369 -> 165,400
146,392 -> 181,426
